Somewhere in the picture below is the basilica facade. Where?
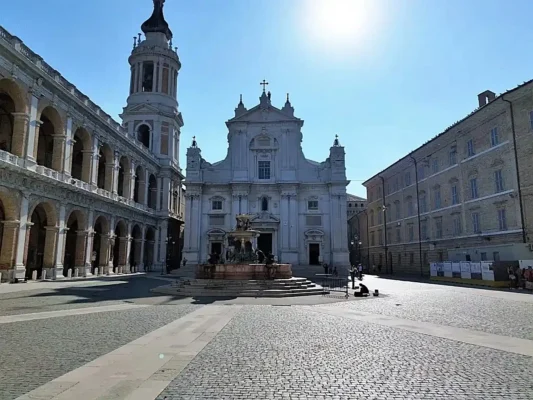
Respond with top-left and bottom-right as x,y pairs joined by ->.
0,1 -> 185,281
182,90 -> 350,270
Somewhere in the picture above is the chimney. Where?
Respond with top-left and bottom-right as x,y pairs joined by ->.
477,90 -> 496,107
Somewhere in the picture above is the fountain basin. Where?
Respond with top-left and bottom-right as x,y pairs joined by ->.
196,263 -> 292,280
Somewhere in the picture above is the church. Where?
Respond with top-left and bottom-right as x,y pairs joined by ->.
182,87 -> 350,270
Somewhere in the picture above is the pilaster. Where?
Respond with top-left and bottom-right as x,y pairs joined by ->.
90,135 -> 100,186
26,94 -> 39,161
62,117 -> 73,175
10,113 -> 29,158
14,195 -> 30,280
51,134 -> 67,172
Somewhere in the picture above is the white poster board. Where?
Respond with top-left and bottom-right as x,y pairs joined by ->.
460,261 -> 471,279
430,262 -> 437,277
451,262 -> 461,278
470,262 -> 482,279
481,261 -> 495,281
518,260 -> 533,270
443,262 -> 452,277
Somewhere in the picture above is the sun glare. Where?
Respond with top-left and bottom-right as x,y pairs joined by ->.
303,0 -> 378,52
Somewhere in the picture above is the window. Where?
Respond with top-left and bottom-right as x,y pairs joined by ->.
498,208 -> 507,231
395,202 -> 401,220
449,147 -> 457,165
470,178 -> 478,199
433,187 -> 441,209
378,209 -> 383,224
394,177 -> 399,192
386,204 -> 391,222
432,158 -> 439,174
409,252 -> 414,264
435,217 -> 443,239
453,215 -> 462,235
408,224 -> 414,241
451,184 -> 459,205
142,61 -> 154,92
490,127 -> 499,146
307,200 -> 318,211
212,200 -> 223,210
480,252 -> 487,261
467,139 -> 475,157
378,229 -> 383,245
370,211 -> 375,226
438,251 -> 444,262
137,125 -> 150,148
472,212 -> 481,233
370,232 -> 375,246
395,228 -> 401,243
262,197 -> 269,211
258,161 -> 271,180
493,252 -> 501,262
407,198 -> 414,216
421,220 -> 428,239
404,171 -> 412,187
418,164 -> 425,180
420,193 -> 427,213
494,169 -> 504,192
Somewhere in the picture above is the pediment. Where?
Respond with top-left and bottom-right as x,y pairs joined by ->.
250,212 -> 280,223
304,229 -> 325,237
124,103 -> 161,114
227,105 -> 302,125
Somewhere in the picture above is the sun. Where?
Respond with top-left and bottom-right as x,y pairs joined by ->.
302,0 -> 377,50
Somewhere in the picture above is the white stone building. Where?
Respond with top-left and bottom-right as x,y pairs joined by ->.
0,0 -> 185,281
182,89 -> 350,270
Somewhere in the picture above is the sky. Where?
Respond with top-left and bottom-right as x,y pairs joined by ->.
2,0 -> 532,197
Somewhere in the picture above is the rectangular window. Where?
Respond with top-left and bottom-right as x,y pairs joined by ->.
433,187 -> 441,209
449,147 -> 457,165
493,251 -> 500,262
467,139 -> 475,157
370,213 -> 374,226
209,215 -> 225,226
432,158 -> 439,174
421,220 -> 428,239
490,127 -> 499,146
451,185 -> 459,205
306,215 -> 322,226
407,200 -> 414,216
470,178 -> 478,199
370,232 -> 375,246
494,169 -> 504,192
408,224 -> 414,241
258,161 -> 271,180
435,217 -> 443,239
395,202 -> 401,220
453,215 -> 462,235
409,252 -> 414,264
472,212 -> 481,233
394,177 -> 399,192
378,229 -> 383,245
378,209 -> 383,224
142,61 -> 154,92
307,200 -> 318,210
212,200 -> 222,210
418,164 -> 425,180
404,172 -> 411,187
160,122 -> 169,155
498,208 -> 507,231
480,252 -> 487,261
396,228 -> 401,243
420,194 -> 427,213
162,64 -> 170,95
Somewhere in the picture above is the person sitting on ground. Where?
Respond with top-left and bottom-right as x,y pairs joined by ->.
354,283 -> 370,297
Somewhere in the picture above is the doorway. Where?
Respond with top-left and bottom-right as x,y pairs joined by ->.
210,242 -> 222,256
309,243 -> 320,265
257,233 -> 273,255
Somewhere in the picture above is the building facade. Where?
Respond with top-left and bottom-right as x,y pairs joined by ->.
0,0 -> 185,282
362,84 -> 533,275
347,193 -> 366,218
182,90 -> 350,270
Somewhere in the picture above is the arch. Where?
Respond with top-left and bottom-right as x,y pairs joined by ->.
0,92 -> 15,153
147,174 -> 157,209
117,156 -> 131,197
0,80 -> 27,157
129,224 -> 143,270
92,215 -> 110,273
137,124 -> 150,148
112,219 -> 128,271
71,127 -> 92,182
26,201 -> 58,279
207,228 -> 226,237
115,220 -> 127,238
304,229 -> 325,237
36,106 -> 64,171
0,78 -> 27,113
63,209 -> 87,276
0,186 -> 20,221
134,165 -> 145,203
97,142 -> 113,191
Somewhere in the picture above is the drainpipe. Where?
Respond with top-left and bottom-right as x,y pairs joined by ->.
378,176 -> 390,274
501,97 -> 527,244
409,155 -> 424,276
362,209 -> 370,268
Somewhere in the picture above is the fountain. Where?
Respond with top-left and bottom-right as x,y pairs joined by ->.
195,214 -> 293,280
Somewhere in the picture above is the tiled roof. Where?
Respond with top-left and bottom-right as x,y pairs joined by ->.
347,193 -> 366,202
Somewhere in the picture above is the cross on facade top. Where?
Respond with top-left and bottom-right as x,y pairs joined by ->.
260,79 -> 269,92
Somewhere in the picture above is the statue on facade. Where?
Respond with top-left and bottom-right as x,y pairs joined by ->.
235,214 -> 252,231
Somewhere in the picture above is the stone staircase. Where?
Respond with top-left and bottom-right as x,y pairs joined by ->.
151,277 -> 326,297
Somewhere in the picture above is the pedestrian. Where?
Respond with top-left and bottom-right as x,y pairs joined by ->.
322,262 -> 329,275
358,263 -> 363,280
333,266 -> 338,277
350,265 -> 356,289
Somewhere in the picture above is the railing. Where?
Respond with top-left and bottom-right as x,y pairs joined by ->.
318,275 -> 349,298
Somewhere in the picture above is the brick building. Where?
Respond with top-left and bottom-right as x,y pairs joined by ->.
0,1 -> 185,282
362,83 -> 533,275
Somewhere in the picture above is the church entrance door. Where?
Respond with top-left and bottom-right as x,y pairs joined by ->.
210,242 -> 222,256
309,243 -> 320,265
257,233 -> 273,255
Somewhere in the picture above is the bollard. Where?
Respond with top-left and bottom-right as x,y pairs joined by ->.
0,272 -> 2,283
373,289 -> 379,297
32,270 -> 38,281
94,267 -> 99,276
42,270 -> 46,280
67,269 -> 72,279
74,269 -> 79,278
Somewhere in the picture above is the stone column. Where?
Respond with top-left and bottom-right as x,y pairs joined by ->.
74,230 -> 88,275
62,117 -> 73,176
44,226 -> 59,278
137,178 -> 146,205
159,220 -> 168,273
107,236 -> 116,274
81,150 -> 93,183
133,238 -> 143,271
105,162 -> 115,192
51,134 -> 66,173
10,113 -> 29,158
138,226 -> 146,271
144,169 -> 150,206
129,160 -> 136,200
112,151 -> 120,194
0,221 -> 20,273
117,236 -> 129,272
156,177 -> 162,210
14,196 -> 30,280
26,94 -> 39,162
31,120 -> 42,162
84,231 -> 94,277
90,136 -> 100,186
153,227 -> 160,270
98,234 -> 110,273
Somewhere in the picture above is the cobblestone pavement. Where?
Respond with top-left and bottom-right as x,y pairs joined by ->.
326,276 -> 533,340
0,305 -> 198,400
157,306 -> 533,400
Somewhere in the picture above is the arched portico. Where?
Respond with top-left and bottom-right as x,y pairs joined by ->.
92,215 -> 110,274
113,220 -> 128,273
0,188 -> 21,275
35,106 -> 64,172
144,227 -> 156,271
130,224 -> 143,272
63,209 -> 87,277
71,128 -> 92,182
97,143 -> 113,191
0,78 -> 28,158
26,201 -> 58,279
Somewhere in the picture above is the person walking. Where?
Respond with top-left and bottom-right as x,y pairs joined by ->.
358,263 -> 363,280
350,265 -> 357,289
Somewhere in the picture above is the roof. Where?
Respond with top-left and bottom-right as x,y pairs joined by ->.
362,79 -> 533,186
347,193 -> 366,202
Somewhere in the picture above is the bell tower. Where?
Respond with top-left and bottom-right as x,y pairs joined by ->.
120,0 -> 184,163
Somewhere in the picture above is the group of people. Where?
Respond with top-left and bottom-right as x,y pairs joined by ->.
508,265 -> 533,290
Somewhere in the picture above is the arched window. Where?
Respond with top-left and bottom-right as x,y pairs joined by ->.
137,125 -> 150,148
261,197 -> 268,211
